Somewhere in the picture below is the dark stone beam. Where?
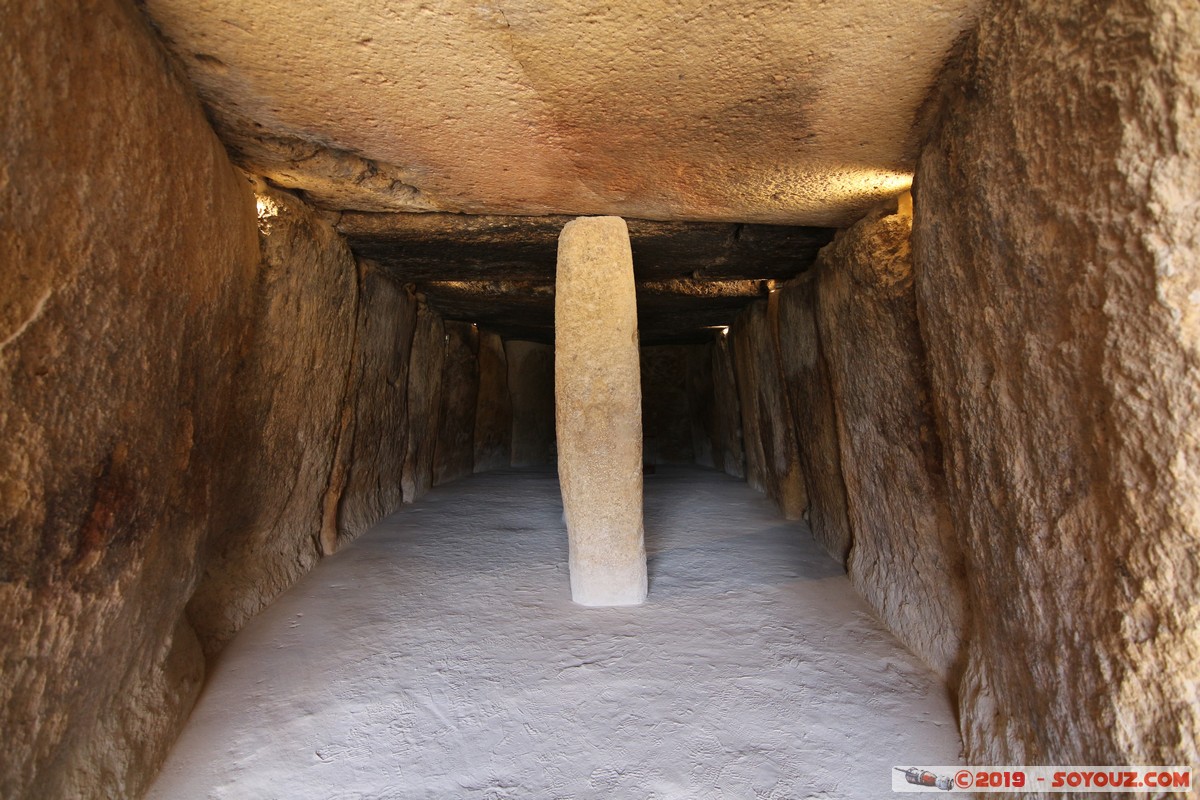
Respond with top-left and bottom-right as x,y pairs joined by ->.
339,212 -> 833,282
343,212 -> 831,341
420,281 -> 555,341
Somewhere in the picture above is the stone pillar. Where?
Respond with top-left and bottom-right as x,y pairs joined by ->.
555,216 -> 647,606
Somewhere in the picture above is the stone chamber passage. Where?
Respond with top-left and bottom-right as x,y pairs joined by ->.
2,2 -> 1199,799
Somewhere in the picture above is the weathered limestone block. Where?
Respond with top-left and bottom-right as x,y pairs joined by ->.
473,330 -> 513,472
640,346 -> 696,465
776,278 -> 853,566
506,339 -> 556,466
730,298 -> 807,519
914,0 -> 1200,766
686,344 -> 718,469
433,321 -> 480,485
0,1 -> 259,797
335,271 -> 418,538
555,217 -> 647,606
711,334 -> 745,479
814,206 -> 965,680
402,301 -> 446,503
187,187 -> 359,656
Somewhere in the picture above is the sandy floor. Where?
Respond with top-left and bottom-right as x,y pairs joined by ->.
149,467 -> 961,800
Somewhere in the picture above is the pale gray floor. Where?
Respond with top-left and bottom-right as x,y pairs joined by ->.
150,466 -> 961,800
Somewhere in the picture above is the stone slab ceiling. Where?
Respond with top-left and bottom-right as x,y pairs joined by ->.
143,0 -> 980,226
144,0 -> 979,340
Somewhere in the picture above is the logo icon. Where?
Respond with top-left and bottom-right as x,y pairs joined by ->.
895,767 -> 955,791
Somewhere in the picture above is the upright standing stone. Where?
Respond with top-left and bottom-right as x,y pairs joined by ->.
555,217 -> 647,606
505,340 -> 556,466
401,301 -> 445,503
432,321 -> 480,486
473,330 -> 513,473
711,333 -> 745,479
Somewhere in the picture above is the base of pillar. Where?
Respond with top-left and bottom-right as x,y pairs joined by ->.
569,559 -> 648,607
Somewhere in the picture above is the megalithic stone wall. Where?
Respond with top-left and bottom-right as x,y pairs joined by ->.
711,333 -> 746,479
775,276 -> 852,566
730,297 -> 808,520
434,322 -> 481,486
189,188 -> 390,658
725,201 -> 964,684
1,2 -> 260,796
506,339 -> 557,467
401,301 -> 446,503
474,330 -> 513,472
640,345 -> 697,465
913,0 -> 1200,767
335,268 -> 419,543
812,206 -> 966,683
685,344 -> 719,469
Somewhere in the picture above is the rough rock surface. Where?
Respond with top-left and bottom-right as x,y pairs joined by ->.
814,207 -> 965,680
685,344 -> 718,469
187,187 -> 359,657
433,322 -> 480,486
0,1 -> 259,796
506,340 -> 556,467
473,330 -> 513,472
731,314 -> 767,493
730,299 -> 807,519
711,335 -> 745,479
401,302 -> 446,503
140,0 -> 980,224
640,346 -> 696,465
914,0 -> 1200,765
335,271 -> 418,539
776,277 -> 853,566
555,217 -> 647,606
